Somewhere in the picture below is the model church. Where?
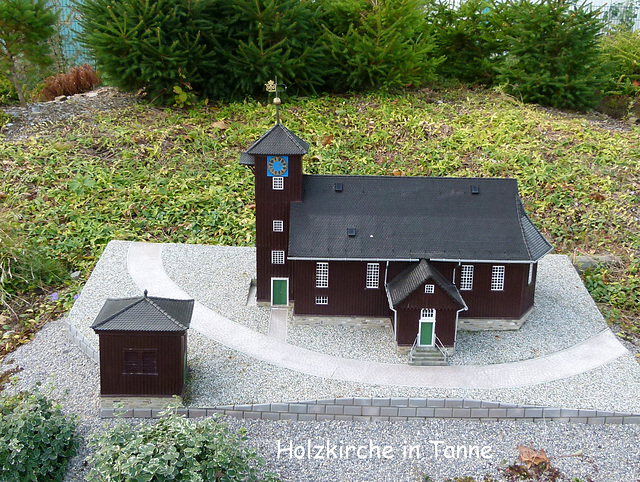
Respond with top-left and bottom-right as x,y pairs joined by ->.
239,108 -> 552,358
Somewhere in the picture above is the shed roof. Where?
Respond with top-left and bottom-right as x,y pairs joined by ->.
386,259 -> 467,309
91,291 -> 194,332
288,175 -> 552,262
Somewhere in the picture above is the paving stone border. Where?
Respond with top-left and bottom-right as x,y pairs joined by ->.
65,319 -> 99,364
100,397 -> 640,424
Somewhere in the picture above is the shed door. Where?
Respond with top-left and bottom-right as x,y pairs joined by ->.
271,278 -> 288,306
418,308 -> 436,346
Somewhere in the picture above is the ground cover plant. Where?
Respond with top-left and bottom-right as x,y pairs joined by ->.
87,409 -> 277,481
0,389 -> 79,481
0,87 -> 639,352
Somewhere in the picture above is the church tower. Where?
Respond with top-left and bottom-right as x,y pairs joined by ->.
239,81 -> 309,304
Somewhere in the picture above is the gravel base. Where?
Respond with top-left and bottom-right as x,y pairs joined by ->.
3,237 -> 640,481
3,319 -> 640,482
162,244 -> 271,333
62,240 -> 640,412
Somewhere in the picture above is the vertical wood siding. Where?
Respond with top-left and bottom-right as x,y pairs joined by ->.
98,332 -> 187,397
254,154 -> 303,301
452,262 -> 531,319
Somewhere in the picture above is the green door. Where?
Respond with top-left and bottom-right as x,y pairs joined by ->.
419,308 -> 436,346
272,279 -> 288,305
419,321 -> 434,346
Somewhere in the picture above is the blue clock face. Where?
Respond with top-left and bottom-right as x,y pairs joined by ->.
267,156 -> 289,177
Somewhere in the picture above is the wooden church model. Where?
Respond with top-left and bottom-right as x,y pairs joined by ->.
239,95 -> 552,357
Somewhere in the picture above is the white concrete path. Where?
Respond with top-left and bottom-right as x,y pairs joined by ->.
127,242 -> 629,390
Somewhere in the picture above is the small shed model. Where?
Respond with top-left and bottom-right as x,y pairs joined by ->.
91,290 -> 194,398
239,110 -> 553,362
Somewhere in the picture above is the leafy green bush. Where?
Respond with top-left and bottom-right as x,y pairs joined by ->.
426,0 -> 504,84
0,390 -> 79,481
495,0 -> 606,111
77,0 -> 220,104
599,28 -> 640,96
0,0 -> 59,106
319,0 -> 443,91
87,410 -> 278,481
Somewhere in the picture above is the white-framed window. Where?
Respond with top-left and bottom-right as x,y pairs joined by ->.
491,266 -> 505,291
315,296 -> 328,305
424,284 -> 435,294
272,177 -> 284,190
273,220 -> 284,232
366,263 -> 379,289
271,250 -> 285,264
316,262 -> 329,288
420,308 -> 436,319
460,265 -> 474,291
528,263 -> 534,285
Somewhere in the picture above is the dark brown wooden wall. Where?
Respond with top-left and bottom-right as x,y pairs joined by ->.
254,154 -> 303,301
452,262 -> 532,319
394,272 -> 462,347
520,263 -> 537,315
293,260 -> 391,316
395,309 -> 457,346
98,332 -> 187,397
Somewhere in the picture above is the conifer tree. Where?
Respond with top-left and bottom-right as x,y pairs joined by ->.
77,0 -> 221,104
495,0 -> 605,111
0,0 -> 58,105
320,0 -> 443,91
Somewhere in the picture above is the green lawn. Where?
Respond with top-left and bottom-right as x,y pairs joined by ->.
1,87 -> 639,351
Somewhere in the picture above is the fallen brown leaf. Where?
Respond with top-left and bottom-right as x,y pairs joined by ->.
517,444 -> 550,469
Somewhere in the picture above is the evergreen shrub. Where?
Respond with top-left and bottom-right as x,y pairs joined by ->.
214,0 -> 327,99
0,0 -> 59,106
87,410 -> 278,481
319,0 -> 443,91
0,390 -> 79,481
426,0 -> 505,84
77,0 -> 220,104
495,0 -> 605,111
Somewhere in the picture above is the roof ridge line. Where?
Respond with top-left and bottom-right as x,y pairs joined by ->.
145,297 -> 188,330
516,198 -> 534,261
93,297 -> 143,328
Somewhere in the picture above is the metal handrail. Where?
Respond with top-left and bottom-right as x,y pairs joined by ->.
434,335 -> 450,365
410,334 -> 450,365
409,334 -> 419,361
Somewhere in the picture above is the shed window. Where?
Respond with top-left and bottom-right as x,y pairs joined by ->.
424,284 -> 435,294
271,250 -> 285,264
273,220 -> 284,232
315,296 -> 328,305
366,263 -> 379,289
272,177 -> 284,190
124,350 -> 158,375
460,265 -> 474,291
316,262 -> 329,288
491,266 -> 505,291
528,263 -> 534,285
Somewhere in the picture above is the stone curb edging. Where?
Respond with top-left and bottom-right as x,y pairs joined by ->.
65,320 -> 99,364
100,397 -> 640,425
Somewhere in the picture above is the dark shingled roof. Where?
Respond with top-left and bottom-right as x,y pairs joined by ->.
288,175 -> 553,262
91,292 -> 194,332
239,152 -> 254,166
386,259 -> 467,309
245,123 -> 309,156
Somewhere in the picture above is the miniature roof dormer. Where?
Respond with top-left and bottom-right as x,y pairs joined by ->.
91,291 -> 194,332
